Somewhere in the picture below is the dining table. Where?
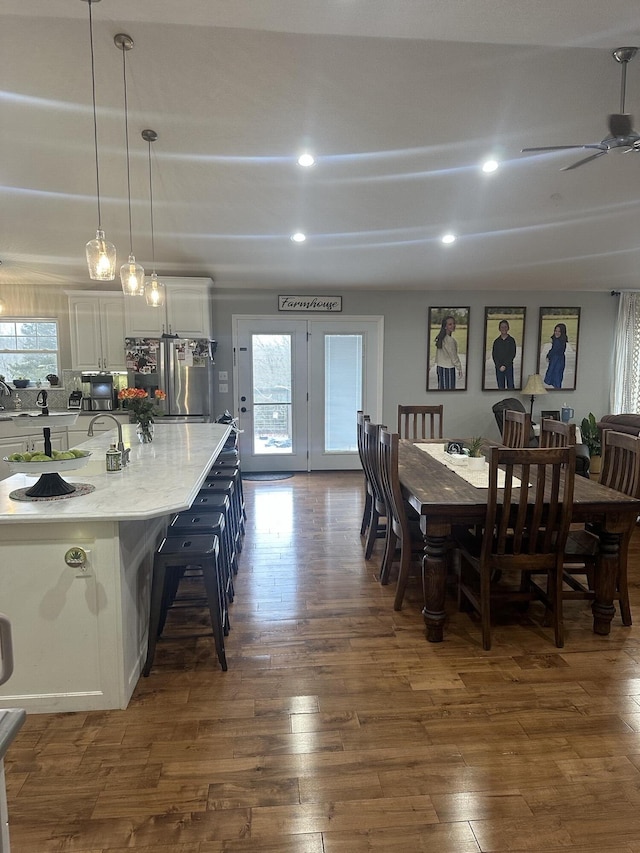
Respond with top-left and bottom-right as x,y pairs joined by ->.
398,439 -> 640,643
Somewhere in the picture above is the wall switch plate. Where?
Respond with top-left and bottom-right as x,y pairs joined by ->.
219,383 -> 228,394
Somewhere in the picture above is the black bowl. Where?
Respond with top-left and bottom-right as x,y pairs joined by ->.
12,380 -> 30,388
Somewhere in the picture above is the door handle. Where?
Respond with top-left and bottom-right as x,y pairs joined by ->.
240,396 -> 247,402
240,407 -> 247,413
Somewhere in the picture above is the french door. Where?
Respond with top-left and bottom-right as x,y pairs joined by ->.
233,316 -> 383,471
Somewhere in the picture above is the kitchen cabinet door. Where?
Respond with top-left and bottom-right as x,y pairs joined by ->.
68,293 -> 126,371
123,277 -> 212,339
165,279 -> 212,338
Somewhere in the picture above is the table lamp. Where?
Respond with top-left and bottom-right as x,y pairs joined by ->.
521,373 -> 547,420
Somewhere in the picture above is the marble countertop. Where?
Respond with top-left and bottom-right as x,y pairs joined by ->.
0,422 -> 230,524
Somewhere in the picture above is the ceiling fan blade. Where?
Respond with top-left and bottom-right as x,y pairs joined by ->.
609,113 -> 633,137
561,150 -> 608,171
521,144 -> 606,153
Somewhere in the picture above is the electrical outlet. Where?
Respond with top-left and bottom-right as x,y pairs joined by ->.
219,383 -> 228,394
219,371 -> 228,381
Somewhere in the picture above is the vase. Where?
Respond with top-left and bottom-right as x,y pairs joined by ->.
467,455 -> 485,471
136,421 -> 154,443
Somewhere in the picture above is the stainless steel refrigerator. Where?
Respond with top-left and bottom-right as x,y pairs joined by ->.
125,336 -> 215,421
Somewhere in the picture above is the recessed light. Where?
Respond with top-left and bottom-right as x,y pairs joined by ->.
297,153 -> 315,168
441,233 -> 456,245
482,159 -> 499,173
291,232 -> 306,243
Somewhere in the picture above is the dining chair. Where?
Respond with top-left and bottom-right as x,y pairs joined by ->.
457,445 -> 576,650
362,420 -> 388,560
557,430 -> 640,625
397,404 -> 444,440
502,409 -> 532,449
539,418 -> 576,448
357,411 -> 373,536
378,428 -> 423,609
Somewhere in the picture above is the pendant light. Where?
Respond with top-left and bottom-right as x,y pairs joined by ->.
83,0 -> 116,281
115,32 -> 144,296
142,129 -> 166,308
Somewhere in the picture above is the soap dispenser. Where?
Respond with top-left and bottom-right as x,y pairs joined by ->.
14,394 -> 22,411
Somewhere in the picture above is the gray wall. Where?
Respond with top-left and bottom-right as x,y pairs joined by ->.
211,288 -> 615,442
0,283 -> 615,442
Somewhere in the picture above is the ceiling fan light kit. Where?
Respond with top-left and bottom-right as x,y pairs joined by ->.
522,45 -> 639,170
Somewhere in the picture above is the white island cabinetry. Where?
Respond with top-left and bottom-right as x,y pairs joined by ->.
124,277 -> 213,339
0,422 -> 229,714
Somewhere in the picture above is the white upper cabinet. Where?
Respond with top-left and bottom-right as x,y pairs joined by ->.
67,292 -> 126,371
124,277 -> 213,339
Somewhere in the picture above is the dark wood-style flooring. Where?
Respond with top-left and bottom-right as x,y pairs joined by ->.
6,471 -> 640,852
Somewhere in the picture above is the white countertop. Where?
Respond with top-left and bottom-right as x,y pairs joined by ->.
0,422 -> 230,524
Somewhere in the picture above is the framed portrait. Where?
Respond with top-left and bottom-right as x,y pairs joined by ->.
540,409 -> 561,421
537,307 -> 580,391
426,307 -> 469,392
482,306 -> 526,391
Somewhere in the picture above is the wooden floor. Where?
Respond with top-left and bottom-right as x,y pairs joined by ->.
6,471 -> 640,852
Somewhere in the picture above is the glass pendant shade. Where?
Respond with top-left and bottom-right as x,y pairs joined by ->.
86,229 -> 117,281
120,254 -> 145,296
144,272 -> 166,307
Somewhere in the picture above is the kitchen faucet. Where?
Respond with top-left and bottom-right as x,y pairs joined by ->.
87,414 -> 130,466
0,380 -> 11,411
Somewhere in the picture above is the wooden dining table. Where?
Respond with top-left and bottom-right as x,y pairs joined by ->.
398,439 -> 640,643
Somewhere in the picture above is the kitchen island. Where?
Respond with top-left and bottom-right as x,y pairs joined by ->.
0,422 -> 230,713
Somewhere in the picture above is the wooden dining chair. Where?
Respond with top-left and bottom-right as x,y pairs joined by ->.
356,411 -> 372,536
397,404 -> 444,440
502,409 -> 531,449
457,445 -> 576,650
378,428 -> 423,610
558,430 -> 640,625
539,418 -> 576,448
362,420 -> 388,560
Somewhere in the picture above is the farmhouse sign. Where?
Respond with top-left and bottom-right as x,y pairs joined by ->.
278,295 -> 342,312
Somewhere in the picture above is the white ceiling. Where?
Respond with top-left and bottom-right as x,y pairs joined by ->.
3,1 -> 640,292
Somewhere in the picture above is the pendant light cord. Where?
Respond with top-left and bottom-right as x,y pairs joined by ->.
147,139 -> 156,273
87,0 -> 102,228
121,45 -> 134,256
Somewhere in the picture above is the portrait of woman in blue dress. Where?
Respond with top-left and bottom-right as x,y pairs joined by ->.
544,323 -> 567,388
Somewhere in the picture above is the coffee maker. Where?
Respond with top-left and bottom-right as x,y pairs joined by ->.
81,373 -> 114,411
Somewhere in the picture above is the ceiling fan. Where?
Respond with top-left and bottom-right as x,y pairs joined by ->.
522,46 -> 640,170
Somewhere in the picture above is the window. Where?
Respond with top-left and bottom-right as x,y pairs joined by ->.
612,293 -> 640,414
0,319 -> 60,384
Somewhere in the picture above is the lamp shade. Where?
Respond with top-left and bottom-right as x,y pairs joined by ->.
120,254 -> 145,296
521,374 -> 547,397
144,273 -> 166,307
86,229 -> 117,281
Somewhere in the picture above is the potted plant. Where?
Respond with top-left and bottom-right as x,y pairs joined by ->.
12,378 -> 30,389
580,412 -> 602,476
467,436 -> 486,470
46,373 -> 59,386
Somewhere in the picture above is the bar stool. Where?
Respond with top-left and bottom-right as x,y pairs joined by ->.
210,457 -> 246,523
169,510 -> 234,605
196,482 -> 242,565
191,491 -> 239,575
143,534 -> 227,675
206,467 -> 245,540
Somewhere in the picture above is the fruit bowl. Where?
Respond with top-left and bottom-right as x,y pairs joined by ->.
4,450 -> 92,475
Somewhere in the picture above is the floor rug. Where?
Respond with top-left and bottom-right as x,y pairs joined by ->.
243,473 -> 294,481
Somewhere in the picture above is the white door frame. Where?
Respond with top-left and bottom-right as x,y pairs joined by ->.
232,314 -> 383,472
